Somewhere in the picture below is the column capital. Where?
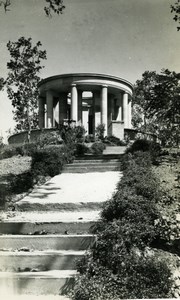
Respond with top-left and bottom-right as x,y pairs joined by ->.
102,84 -> 108,88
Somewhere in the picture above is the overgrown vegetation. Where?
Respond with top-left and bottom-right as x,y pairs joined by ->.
0,126 -> 85,208
72,140 -> 173,299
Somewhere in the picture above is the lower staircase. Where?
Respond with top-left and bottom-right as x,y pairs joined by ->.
0,148 -> 123,298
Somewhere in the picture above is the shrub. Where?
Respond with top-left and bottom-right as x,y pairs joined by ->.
72,146 -> 172,299
7,171 -> 34,194
0,145 -> 18,160
73,224 -> 172,299
31,145 -> 74,178
84,134 -> 95,143
22,143 -> 38,156
126,139 -> 161,164
0,183 -> 8,208
90,142 -> 106,155
104,135 -> 127,146
38,131 -> 63,149
60,125 -> 86,144
75,143 -> 89,156
126,139 -> 151,153
95,124 -> 105,140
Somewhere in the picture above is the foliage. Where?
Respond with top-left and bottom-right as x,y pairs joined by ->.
84,134 -> 95,143
0,183 -> 8,207
0,0 -> 10,12
31,145 -> 73,178
38,131 -> 62,149
60,125 -> 85,144
44,0 -> 65,17
74,253 -> 172,300
6,37 -> 47,134
132,69 -> 180,146
126,139 -> 161,162
7,171 -> 33,194
171,0 -> 180,31
75,143 -> 89,156
72,149 -> 173,299
0,0 -> 65,17
0,77 -> 5,91
104,135 -> 127,146
0,145 -> 20,160
95,124 -> 105,140
90,141 -> 106,155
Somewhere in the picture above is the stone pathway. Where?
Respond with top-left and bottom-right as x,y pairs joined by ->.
0,149 -> 123,298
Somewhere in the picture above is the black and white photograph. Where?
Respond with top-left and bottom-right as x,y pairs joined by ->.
0,0 -> 179,299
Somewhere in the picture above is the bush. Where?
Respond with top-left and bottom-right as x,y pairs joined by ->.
73,223 -> 172,299
104,135 -> 127,146
38,131 -> 63,149
126,139 -> 152,153
7,171 -> 34,194
0,183 -> 9,208
60,125 -> 86,144
31,145 -> 74,178
75,143 -> 89,156
126,139 -> 161,164
72,146 -> 172,299
84,134 -> 95,143
22,143 -> 38,156
90,142 -> 106,155
95,124 -> 105,140
0,145 -> 19,160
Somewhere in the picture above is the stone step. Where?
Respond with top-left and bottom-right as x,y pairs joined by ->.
66,162 -> 121,167
0,250 -> 85,272
0,210 -> 100,224
0,234 -> 96,251
75,154 -> 123,160
16,201 -> 103,212
74,158 -> 120,163
62,165 -> 120,173
0,220 -> 96,235
0,270 -> 77,295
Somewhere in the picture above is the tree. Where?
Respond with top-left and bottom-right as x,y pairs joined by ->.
0,77 -> 5,90
0,0 -> 65,17
132,69 -> 180,146
171,0 -> 180,31
6,37 -> 47,141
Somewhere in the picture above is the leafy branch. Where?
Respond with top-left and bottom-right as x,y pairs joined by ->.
171,0 -> 180,31
0,0 -> 11,13
0,0 -> 65,17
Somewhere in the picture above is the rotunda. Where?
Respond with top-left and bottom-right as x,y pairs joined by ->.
38,73 -> 133,139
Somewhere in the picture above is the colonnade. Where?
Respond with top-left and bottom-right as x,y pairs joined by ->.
38,84 -> 132,137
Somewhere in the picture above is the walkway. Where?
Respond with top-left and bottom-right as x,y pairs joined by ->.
0,146 -> 124,298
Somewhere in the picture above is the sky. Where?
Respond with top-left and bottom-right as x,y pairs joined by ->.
0,0 -> 179,141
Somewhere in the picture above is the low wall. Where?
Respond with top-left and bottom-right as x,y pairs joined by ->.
8,128 -> 59,145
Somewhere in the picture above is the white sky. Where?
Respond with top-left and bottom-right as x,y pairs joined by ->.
0,0 -> 179,141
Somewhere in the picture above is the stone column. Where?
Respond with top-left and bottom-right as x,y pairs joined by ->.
59,93 -> 67,125
46,90 -> 54,128
92,92 -> 97,137
78,90 -> 82,125
123,92 -> 128,128
71,84 -> 78,123
117,95 -> 123,121
128,97 -> 132,128
101,85 -> 108,137
38,97 -> 45,129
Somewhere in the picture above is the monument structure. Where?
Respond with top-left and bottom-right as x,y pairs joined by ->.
38,73 -> 133,140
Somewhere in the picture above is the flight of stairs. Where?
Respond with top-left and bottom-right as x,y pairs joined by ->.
0,149 -> 123,298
